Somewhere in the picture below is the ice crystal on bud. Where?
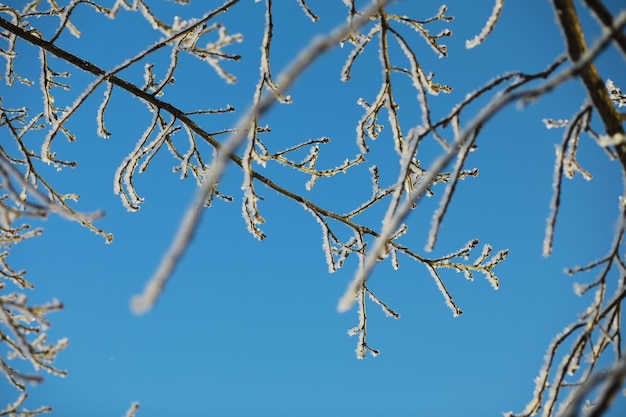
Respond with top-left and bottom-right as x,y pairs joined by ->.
573,282 -> 585,296
598,133 -> 626,147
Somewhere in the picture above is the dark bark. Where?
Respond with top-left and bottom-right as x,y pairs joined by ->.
553,0 -> 626,172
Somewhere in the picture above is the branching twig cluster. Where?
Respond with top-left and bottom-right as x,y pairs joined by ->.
0,0 -> 624,415
0,116 -> 71,416
508,206 -> 626,417
504,2 -> 626,416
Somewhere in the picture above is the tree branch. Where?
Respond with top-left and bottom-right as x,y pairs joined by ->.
553,0 -> 626,171
582,0 -> 626,57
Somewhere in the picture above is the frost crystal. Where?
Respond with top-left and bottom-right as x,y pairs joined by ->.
542,118 -> 568,129
607,79 -> 626,107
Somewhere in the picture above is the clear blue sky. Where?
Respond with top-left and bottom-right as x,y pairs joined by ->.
4,0 -> 626,416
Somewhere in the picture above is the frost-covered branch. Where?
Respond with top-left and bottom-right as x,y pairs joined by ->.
509,205 -> 626,417
131,0 -> 398,314
338,10 -> 626,312
465,0 -> 504,49
2,0 -> 624,414
553,0 -> 626,170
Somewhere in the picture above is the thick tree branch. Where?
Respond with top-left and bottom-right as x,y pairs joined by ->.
553,0 -> 626,171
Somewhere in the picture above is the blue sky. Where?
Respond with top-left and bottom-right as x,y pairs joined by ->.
4,0 -> 626,416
